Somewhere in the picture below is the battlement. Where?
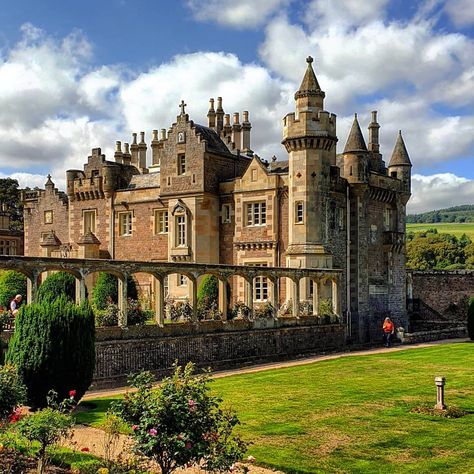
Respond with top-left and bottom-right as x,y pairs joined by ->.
283,109 -> 337,142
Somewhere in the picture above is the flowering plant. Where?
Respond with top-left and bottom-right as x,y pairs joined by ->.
113,363 -> 247,474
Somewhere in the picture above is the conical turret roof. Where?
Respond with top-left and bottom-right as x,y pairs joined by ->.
343,114 -> 368,154
295,56 -> 325,100
389,131 -> 412,167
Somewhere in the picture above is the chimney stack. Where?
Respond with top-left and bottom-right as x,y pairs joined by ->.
151,129 -> 160,167
216,97 -> 224,133
207,98 -> 216,129
122,142 -> 131,165
114,141 -> 123,164
232,113 -> 241,150
130,132 -> 139,168
138,131 -> 147,172
242,110 -> 251,151
368,110 -> 380,154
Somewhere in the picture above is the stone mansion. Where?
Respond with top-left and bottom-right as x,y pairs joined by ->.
22,57 -> 412,343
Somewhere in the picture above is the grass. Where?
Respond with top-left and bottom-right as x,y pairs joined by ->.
406,222 -> 474,239
76,343 -> 474,474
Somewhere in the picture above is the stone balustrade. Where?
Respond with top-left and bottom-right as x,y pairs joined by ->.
0,255 -> 343,327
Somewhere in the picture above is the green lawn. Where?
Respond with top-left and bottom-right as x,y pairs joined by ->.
406,222 -> 474,239
77,343 -> 474,474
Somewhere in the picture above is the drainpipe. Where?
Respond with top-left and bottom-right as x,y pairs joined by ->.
346,185 -> 351,338
109,196 -> 115,259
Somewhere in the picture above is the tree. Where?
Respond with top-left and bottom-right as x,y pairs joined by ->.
0,270 -> 27,308
36,271 -> 76,302
6,295 -> 95,408
0,178 -> 23,231
468,297 -> 474,341
92,272 -> 138,310
114,364 -> 247,474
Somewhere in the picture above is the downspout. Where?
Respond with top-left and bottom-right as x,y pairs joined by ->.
346,185 -> 351,338
109,195 -> 115,259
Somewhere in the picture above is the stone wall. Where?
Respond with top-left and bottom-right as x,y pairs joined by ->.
93,320 -> 346,388
408,270 -> 474,332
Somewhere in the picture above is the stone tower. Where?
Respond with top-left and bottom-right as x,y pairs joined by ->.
282,56 -> 337,271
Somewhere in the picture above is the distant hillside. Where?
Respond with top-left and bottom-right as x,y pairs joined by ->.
407,204 -> 474,223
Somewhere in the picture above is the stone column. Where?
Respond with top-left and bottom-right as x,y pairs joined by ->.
292,278 -> 300,317
26,272 -> 39,304
269,279 -> 278,314
312,278 -> 319,316
75,276 -> 87,305
332,279 -> 341,316
189,277 -> 198,321
218,278 -> 228,320
154,275 -> 165,327
117,275 -> 128,327
435,377 -> 446,410
245,278 -> 254,313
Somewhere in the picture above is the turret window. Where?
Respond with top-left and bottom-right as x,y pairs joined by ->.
295,201 -> 304,224
246,202 -> 266,226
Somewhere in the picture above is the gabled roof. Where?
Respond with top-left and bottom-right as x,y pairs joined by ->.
388,131 -> 412,167
78,230 -> 101,245
343,114 -> 368,154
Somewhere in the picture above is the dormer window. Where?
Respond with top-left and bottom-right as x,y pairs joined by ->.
178,154 -> 186,175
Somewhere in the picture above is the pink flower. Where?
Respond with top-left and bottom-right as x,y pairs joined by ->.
185,441 -> 192,449
132,425 -> 139,431
69,390 -> 77,399
149,428 -> 158,436
81,447 -> 90,452
177,433 -> 184,441
188,399 -> 196,411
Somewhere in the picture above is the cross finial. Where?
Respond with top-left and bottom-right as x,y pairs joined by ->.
306,56 -> 313,64
179,100 -> 187,115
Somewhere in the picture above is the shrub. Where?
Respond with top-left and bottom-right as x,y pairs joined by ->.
113,364 -> 247,474
319,298 -> 334,318
95,302 -> 119,327
197,275 -> 218,309
92,273 -> 138,310
36,271 -> 76,302
254,302 -> 275,319
127,298 -> 150,325
0,270 -> 27,308
6,295 -> 95,408
231,302 -> 252,320
468,296 -> 474,340
0,364 -> 26,424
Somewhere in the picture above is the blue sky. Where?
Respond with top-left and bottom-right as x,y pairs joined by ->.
0,0 -> 473,212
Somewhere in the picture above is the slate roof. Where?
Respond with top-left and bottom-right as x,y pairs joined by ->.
389,131 -> 412,167
194,124 -> 232,155
343,114 -> 368,154
127,173 -> 161,189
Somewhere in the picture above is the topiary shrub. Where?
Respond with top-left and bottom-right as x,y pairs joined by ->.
468,296 -> 474,341
92,273 -> 138,310
36,271 -> 76,302
6,295 -> 95,408
197,275 -> 218,309
0,270 -> 27,308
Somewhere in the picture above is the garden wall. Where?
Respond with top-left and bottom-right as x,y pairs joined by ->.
93,319 -> 346,389
408,270 -> 474,332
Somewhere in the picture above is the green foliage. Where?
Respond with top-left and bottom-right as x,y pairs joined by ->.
0,270 -> 26,308
254,302 -> 275,319
468,297 -> 474,341
197,275 -> 218,308
127,299 -> 151,325
113,364 -> 247,474
92,273 -> 138,310
0,178 -> 23,231
36,271 -> 76,302
407,204 -> 474,224
0,364 -> 26,423
6,295 -> 95,408
319,298 -> 334,318
95,303 -> 119,327
406,230 -> 474,270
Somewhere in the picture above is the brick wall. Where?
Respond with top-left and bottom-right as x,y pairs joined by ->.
93,321 -> 346,388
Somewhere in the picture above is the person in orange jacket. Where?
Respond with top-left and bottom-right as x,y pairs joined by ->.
383,317 -> 395,347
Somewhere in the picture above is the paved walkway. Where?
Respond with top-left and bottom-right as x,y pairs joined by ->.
85,338 -> 469,400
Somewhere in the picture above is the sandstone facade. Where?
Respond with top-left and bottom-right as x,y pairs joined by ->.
22,57 -> 412,343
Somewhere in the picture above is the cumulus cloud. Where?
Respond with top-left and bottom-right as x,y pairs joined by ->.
186,0 -> 291,28
445,0 -> 474,27
409,173 -> 474,214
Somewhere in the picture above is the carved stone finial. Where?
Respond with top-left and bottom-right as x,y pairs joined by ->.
306,56 -> 313,64
179,100 -> 187,115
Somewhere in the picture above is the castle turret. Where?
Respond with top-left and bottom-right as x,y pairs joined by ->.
343,114 -> 369,183
388,130 -> 412,197
283,56 -> 337,271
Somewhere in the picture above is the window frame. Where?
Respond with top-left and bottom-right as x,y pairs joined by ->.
295,201 -> 304,224
83,209 -> 96,234
118,211 -> 133,237
245,201 -> 267,227
177,154 -> 186,175
222,204 -> 231,224
155,209 -> 169,234
44,210 -> 53,224
175,214 -> 187,247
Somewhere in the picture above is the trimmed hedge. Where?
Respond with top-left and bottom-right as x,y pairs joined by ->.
6,295 -> 95,408
0,270 -> 27,309
468,296 -> 474,340
92,272 -> 138,310
197,275 -> 218,308
36,271 -> 76,302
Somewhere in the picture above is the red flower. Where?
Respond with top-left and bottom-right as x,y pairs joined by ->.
81,447 -> 90,452
185,441 -> 192,449
69,390 -> 77,398
132,424 -> 139,431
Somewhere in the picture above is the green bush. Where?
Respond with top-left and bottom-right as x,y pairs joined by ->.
0,364 -> 26,423
468,296 -> 474,341
6,295 -> 95,408
113,364 -> 247,474
36,271 -> 76,302
95,303 -> 119,327
197,275 -> 218,309
92,273 -> 138,310
0,270 -> 27,308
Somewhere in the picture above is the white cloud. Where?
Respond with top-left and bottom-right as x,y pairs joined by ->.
0,172 -> 51,190
185,0 -> 291,28
445,0 -> 474,27
409,173 -> 474,213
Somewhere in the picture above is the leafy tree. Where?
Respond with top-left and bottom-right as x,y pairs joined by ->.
36,271 -> 76,302
92,272 -> 138,310
197,275 -> 219,308
0,270 -> 27,308
114,364 -> 247,474
468,297 -> 474,341
0,364 -> 26,424
6,295 -> 95,408
0,178 -> 23,231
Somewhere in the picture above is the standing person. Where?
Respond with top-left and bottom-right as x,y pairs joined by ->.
383,316 -> 394,347
10,294 -> 22,317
